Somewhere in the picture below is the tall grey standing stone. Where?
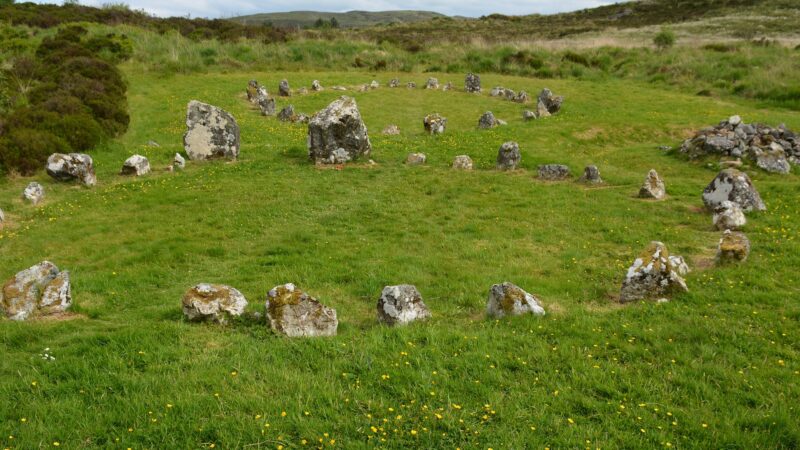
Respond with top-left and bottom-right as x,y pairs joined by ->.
23,182 -> 44,205
377,285 -> 431,326
307,96 -> 371,164
453,155 -> 473,170
423,114 -> 447,135
639,169 -> 665,199
537,88 -> 564,114
182,283 -> 248,324
465,73 -> 481,93
46,153 -> 96,186
702,168 -> 765,212
279,79 -> 291,97
425,78 -> 439,89
184,101 -> 240,161
619,241 -> 688,303
120,155 -> 151,176
486,282 -> 545,318
278,105 -> 296,122
578,165 -> 603,183
266,283 -> 338,337
1,261 -> 71,321
538,164 -> 571,180
478,111 -> 499,129
496,141 -> 521,170
256,94 -> 276,116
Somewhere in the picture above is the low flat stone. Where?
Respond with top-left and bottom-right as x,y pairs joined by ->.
182,283 -> 248,324
121,155 -> 151,176
538,164 -> 571,180
266,283 -> 338,337
382,124 -> 400,135
713,200 -> 746,230
377,284 -> 431,326
406,153 -> 427,165
486,282 -> 545,318
46,153 -> 96,186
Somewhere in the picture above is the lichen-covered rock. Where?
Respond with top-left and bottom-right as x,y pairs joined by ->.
382,124 -> 400,135
465,73 -> 481,93
406,82 -> 416,89
639,169 -> 665,199
423,114 -> 447,135
182,284 -> 247,323
184,100 -> 240,161
278,105 -> 297,122
453,155 -> 473,170
278,79 -> 291,97
716,230 -> 750,264
246,80 -> 265,102
523,110 -> 537,121
751,143 -> 791,174
311,80 -> 323,91
537,88 -> 564,114
266,283 -> 337,337
702,168 -> 765,212
46,153 -> 96,186
425,78 -> 439,89
256,94 -> 276,116
538,164 -> 571,180
1,261 -> 71,321
478,111 -> 499,129
307,96 -> 372,164
514,91 -> 531,104
578,165 -> 603,184
496,142 -> 521,170
669,255 -> 690,276
173,153 -> 186,170
23,182 -> 44,205
713,201 -> 746,231
389,78 -> 400,88
120,155 -> 150,176
486,282 -> 545,318
619,241 -> 688,303
535,100 -> 551,118
406,153 -> 426,165
377,285 -> 431,326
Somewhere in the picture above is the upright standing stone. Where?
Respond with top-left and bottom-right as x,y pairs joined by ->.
425,78 -> 439,89
184,101 -> 240,161
1,261 -> 71,321
279,79 -> 291,97
278,105 -> 297,122
619,241 -> 688,303
370,80 -> 380,89
702,168 -> 766,212
639,169 -> 665,199
496,142 -> 521,170
120,155 -> 151,176
514,91 -> 531,104
46,153 -> 96,186
256,93 -> 276,116
377,285 -> 431,326
443,82 -> 453,91
307,96 -> 372,164
389,79 -> 400,88
523,110 -> 537,121
578,165 -> 603,183
465,73 -> 481,93
537,88 -> 564,114
23,182 -> 44,205
173,153 -> 186,170
478,111 -> 499,129
182,284 -> 248,324
0,207 -> 4,224
716,230 -> 750,264
266,284 -> 338,337
486,282 -> 545,318
713,201 -> 746,230
246,80 -> 263,102
311,80 -> 323,91
423,114 -> 447,135
452,155 -> 473,170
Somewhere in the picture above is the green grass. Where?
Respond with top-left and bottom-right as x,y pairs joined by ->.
1,71 -> 799,448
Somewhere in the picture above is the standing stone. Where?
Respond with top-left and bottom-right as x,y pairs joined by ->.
173,153 -> 186,170
256,94 -> 276,116
406,82 -> 416,89
278,79 -> 291,97
478,111 -> 499,129
486,282 -> 545,318
246,80 -> 265,103
370,80 -> 380,89
120,155 -> 151,176
1,261 -> 71,321
465,73 -> 481,93
443,82 -> 453,91
452,155 -> 473,170
423,114 -> 447,135
184,101 -> 240,161
377,285 -> 431,326
639,169 -> 665,199
619,241 -> 688,303
382,124 -> 400,135
713,201 -> 746,231
523,110 -> 537,121
537,88 -> 564,114
0,208 -> 4,224
389,79 -> 400,88
406,153 -> 427,165
425,78 -> 439,89
311,80 -> 323,91
266,283 -> 338,337
716,230 -> 750,264
514,91 -> 531,104
578,165 -> 603,184
307,96 -> 372,165
496,142 -> 521,170
23,182 -> 44,205
535,100 -> 551,118
46,153 -> 96,186
182,283 -> 248,324
278,105 -> 296,122
538,164 -> 571,180
702,168 -> 765,212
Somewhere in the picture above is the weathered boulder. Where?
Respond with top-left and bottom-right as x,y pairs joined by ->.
486,282 -> 545,318
669,255 -> 691,276
307,96 -> 372,164
120,155 -> 150,176
716,230 -> 750,264
535,100 -> 551,118
538,164 -> 571,180
389,78 -> 400,88
713,200 -> 746,231
332,86 -> 348,91
377,284 -> 431,326
1,261 -> 71,321
406,82 -> 417,89
182,283 -> 247,324
0,208 -> 4,224
406,153 -> 426,165
246,80 -> 261,102
639,169 -> 665,199
266,283 -> 338,337
278,79 -> 291,97
751,143 -> 791,174
619,241 -> 688,303
23,182 -> 44,205
453,155 -> 473,170
490,86 -> 516,99
442,82 -> 453,91
523,110 -> 537,121
423,114 -> 447,135
46,153 -> 96,186
278,105 -> 297,122
297,87 -> 308,95
311,80 -> 323,91
370,80 -> 380,89
478,111 -> 499,129
537,88 -> 564,114
425,77 -> 439,89
382,124 -> 400,135
465,73 -> 481,93
184,101 -> 240,161
496,141 -> 521,170
514,91 -> 531,104
702,169 -> 765,212
578,165 -> 603,184
256,94 -> 276,116
173,153 -> 186,170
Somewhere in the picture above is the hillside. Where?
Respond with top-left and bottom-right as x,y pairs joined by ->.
232,10 -> 447,28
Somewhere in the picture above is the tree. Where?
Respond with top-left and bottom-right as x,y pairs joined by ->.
653,29 -> 676,50
314,18 -> 325,28
329,17 -> 339,28
0,0 -> 16,5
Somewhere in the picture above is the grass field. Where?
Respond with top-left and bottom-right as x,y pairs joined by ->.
1,70 -> 799,448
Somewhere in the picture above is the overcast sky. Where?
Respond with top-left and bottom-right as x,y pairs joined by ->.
28,0 -> 620,19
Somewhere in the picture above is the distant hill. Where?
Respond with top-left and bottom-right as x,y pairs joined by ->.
231,10 -> 447,28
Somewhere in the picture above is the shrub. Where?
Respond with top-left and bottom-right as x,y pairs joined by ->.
653,29 -> 676,50
0,128 -> 70,175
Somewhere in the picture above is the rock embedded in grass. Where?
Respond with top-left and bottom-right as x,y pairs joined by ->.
478,111 -> 499,129
464,72 -> 481,93
23,182 -> 44,205
389,78 -> 400,88
311,80 -> 323,91
423,113 -> 447,135
442,82 -> 453,91
496,142 -> 521,170
578,165 -> 603,184
452,155 -> 473,170
1,261 -> 71,321
377,285 -> 431,326
121,155 -> 151,176
370,80 -> 379,89
0,207 -> 4,224
713,200 -> 746,231
514,90 -> 531,104
425,77 -> 439,89
46,153 -> 96,187
537,88 -> 564,114
716,230 -> 750,264
256,93 -> 276,116
184,101 -> 240,161
173,153 -> 186,170
278,79 -> 291,97
382,124 -> 400,135
266,283 -> 338,337
538,164 -> 571,180
486,282 -> 545,318
638,169 -> 665,199
278,105 -> 296,122
702,168 -> 765,212
406,153 -> 426,165
246,79 -> 265,103
182,283 -> 248,324
619,241 -> 688,303
406,82 -> 416,89
307,96 -> 372,165
523,110 -> 537,121
751,143 -> 791,174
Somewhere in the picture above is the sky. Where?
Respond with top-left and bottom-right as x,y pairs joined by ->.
27,0 -> 620,19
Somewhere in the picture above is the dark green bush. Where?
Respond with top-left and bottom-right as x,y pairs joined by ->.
0,128 -> 70,175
